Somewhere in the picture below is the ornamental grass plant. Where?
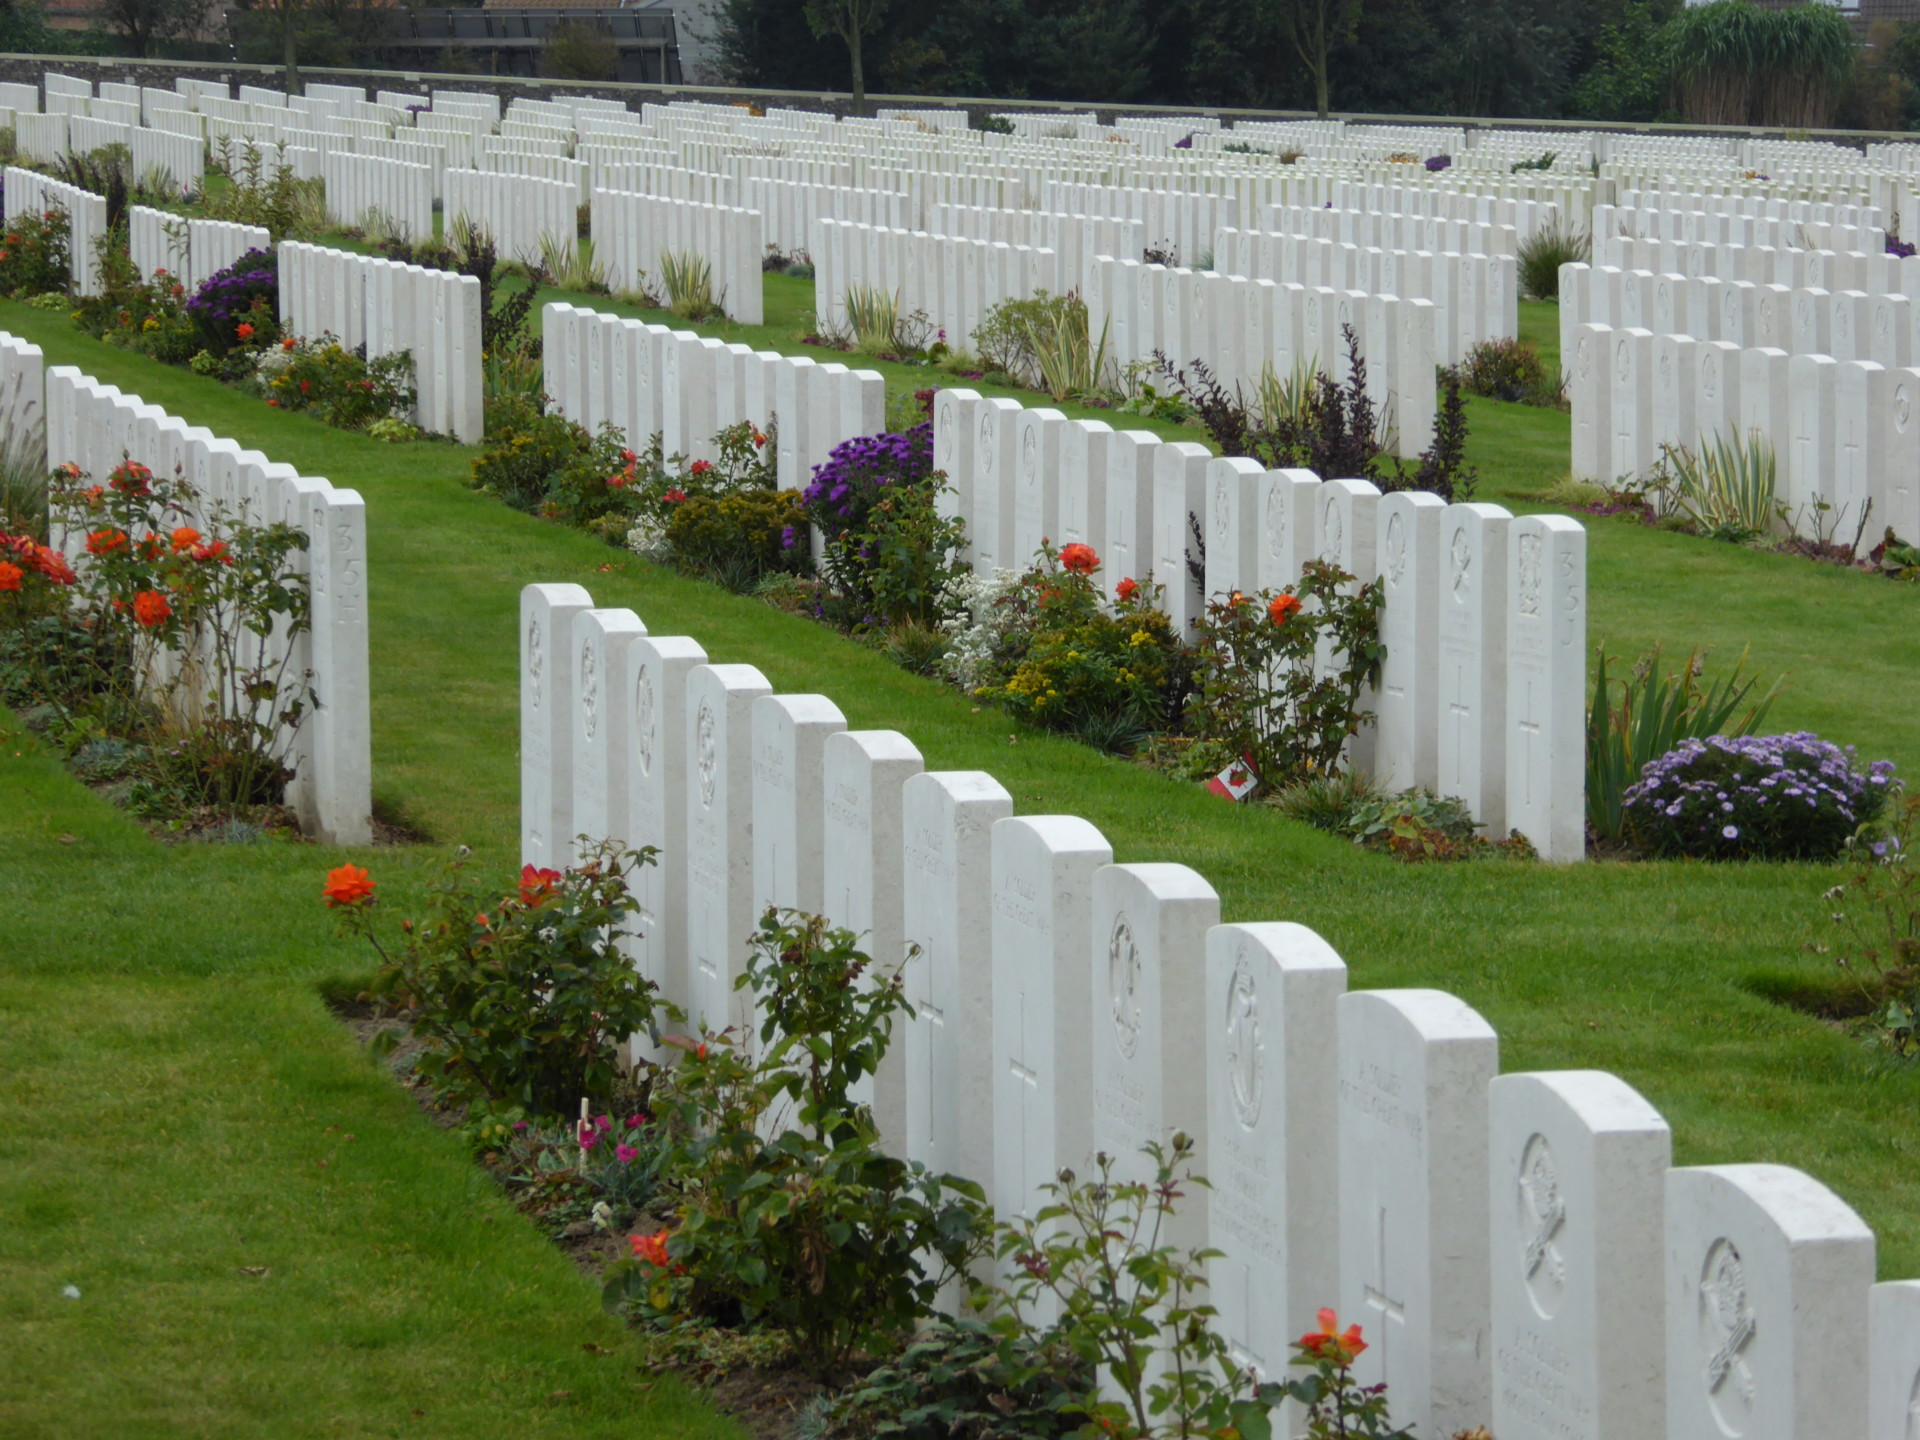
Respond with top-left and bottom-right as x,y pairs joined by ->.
1586,643 -> 1783,843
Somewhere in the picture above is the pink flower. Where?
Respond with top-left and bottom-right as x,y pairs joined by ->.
616,1144 -> 639,1165
594,1114 -> 613,1132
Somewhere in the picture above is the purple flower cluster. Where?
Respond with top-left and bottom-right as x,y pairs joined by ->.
1889,237 -> 1918,261
185,248 -> 279,327
1425,154 -> 1452,172
1623,732 -> 1895,861
800,421 -> 935,540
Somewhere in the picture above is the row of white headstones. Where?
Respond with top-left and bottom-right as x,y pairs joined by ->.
127,209 -> 269,294
929,387 -> 1585,860
1566,321 -> 1920,550
275,241 -> 485,445
519,578 -> 1920,1440
538,301 -> 884,486
807,218 -> 1445,457
0,335 -> 374,845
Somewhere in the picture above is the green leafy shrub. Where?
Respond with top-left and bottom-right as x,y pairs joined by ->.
1822,785 -> 1920,1058
1159,328 -> 1479,501
1454,337 -> 1562,407
605,912 -> 990,1378
0,206 -> 71,298
12,458 -> 317,816
1587,644 -> 1782,842
816,1316 -> 1089,1439
662,487 -> 810,591
346,842 -> 670,1115
948,544 -> 1182,753
471,394 -> 602,511
992,1140 -> 1283,1439
972,291 -> 1093,392
254,337 -> 415,430
1184,563 -> 1385,791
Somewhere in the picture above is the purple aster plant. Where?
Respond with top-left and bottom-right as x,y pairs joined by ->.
1622,732 -> 1895,860
800,420 -> 936,543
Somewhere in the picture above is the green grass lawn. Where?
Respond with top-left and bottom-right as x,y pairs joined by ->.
4,283 -> 1920,1435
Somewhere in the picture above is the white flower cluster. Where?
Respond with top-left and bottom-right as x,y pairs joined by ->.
254,346 -> 294,379
625,515 -> 672,564
936,567 -> 1024,692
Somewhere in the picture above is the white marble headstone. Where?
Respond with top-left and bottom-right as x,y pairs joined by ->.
1338,988 -> 1499,1440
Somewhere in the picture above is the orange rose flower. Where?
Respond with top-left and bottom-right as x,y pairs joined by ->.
132,589 -> 172,627
0,561 -> 22,592
1297,1308 -> 1367,1365
519,864 -> 564,906
281,336 -> 297,351
629,1228 -> 673,1268
236,322 -> 255,341
1269,593 -> 1302,627
321,864 -> 376,908
1115,577 -> 1139,603
170,526 -> 201,552
33,547 -> 76,585
1059,542 -> 1099,575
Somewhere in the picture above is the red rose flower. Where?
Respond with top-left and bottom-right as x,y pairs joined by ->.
690,459 -> 713,476
132,589 -> 173,627
321,864 -> 376,908
1115,577 -> 1139,603
519,863 -> 563,906
236,322 -> 254,341
1059,542 -> 1099,575
1268,593 -> 1302,627
0,561 -> 21,592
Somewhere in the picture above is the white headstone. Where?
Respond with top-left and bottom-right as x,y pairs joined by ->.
521,583 -> 594,868
1338,988 -> 1499,1440
1089,862 -> 1220,1251
1489,1070 -> 1672,1440
1375,492 -> 1444,793
684,662 -> 773,1039
1152,442 -> 1211,637
1205,456 -> 1266,604
902,770 -> 1015,1185
1104,430 -> 1160,602
750,693 -> 847,920
822,729 -> 924,1151
1868,1280 -> 1920,1440
1506,516 -> 1585,862
990,815 -> 1113,1226
626,634 -> 706,1052
1665,1165 -> 1874,1440
1438,503 -> 1511,836
1256,468 -> 1320,594
571,607 -> 648,861
1206,922 -> 1347,1382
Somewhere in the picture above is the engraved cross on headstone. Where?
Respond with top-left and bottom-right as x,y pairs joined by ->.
1363,1205 -> 1407,1373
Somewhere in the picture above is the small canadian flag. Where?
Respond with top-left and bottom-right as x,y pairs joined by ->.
1206,754 -> 1260,802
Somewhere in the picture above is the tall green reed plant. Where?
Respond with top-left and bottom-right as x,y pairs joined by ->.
1587,643 -> 1784,841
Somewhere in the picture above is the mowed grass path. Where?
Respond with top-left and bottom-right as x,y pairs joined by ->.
4,286 -> 1920,1435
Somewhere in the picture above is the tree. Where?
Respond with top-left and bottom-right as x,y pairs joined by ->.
539,20 -> 618,81
803,0 -> 889,116
95,0 -> 209,58
1274,0 -> 1361,118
